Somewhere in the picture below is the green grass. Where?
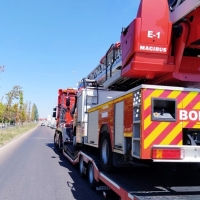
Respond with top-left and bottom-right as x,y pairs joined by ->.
0,123 -> 37,146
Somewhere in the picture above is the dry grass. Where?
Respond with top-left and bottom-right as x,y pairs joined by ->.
0,123 -> 37,146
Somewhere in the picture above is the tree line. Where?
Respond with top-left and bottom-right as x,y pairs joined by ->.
0,85 -> 39,124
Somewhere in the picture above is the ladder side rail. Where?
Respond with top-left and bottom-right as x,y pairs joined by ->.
106,44 -> 114,81
110,46 -> 116,78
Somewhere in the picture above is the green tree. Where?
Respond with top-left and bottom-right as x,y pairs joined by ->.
31,104 -> 35,121
11,103 -> 18,123
20,108 -> 26,123
0,102 -> 5,122
31,104 -> 39,121
35,105 -> 39,121
19,91 -> 23,110
27,101 -> 31,122
4,85 -> 22,122
18,91 -> 24,124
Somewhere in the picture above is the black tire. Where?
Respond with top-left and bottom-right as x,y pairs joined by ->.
79,156 -> 86,178
168,0 -> 177,7
58,134 -> 63,153
54,133 -> 58,148
100,133 -> 113,172
88,162 -> 97,189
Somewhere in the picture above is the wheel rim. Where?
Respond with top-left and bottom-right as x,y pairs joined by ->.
88,164 -> 94,184
102,139 -> 109,164
54,134 -> 57,144
58,138 -> 60,149
79,157 -> 84,174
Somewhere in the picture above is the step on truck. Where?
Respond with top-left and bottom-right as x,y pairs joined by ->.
53,0 -> 200,199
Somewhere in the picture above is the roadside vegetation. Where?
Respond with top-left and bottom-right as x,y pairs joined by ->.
0,85 -> 39,124
0,82 -> 39,146
0,122 -> 37,146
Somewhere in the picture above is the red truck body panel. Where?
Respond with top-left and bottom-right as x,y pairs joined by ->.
56,88 -> 77,128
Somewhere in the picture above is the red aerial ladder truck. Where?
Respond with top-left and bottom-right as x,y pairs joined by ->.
53,0 -> 200,199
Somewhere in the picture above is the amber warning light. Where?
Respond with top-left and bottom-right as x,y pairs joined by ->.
151,148 -> 184,160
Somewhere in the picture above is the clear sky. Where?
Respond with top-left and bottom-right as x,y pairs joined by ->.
0,0 -> 140,118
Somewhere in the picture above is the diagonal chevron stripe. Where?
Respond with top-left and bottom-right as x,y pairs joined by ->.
144,115 -> 151,130
183,121 -> 189,128
170,132 -> 182,145
185,93 -> 200,110
176,92 -> 188,109
193,102 -> 200,109
193,124 -> 200,129
148,122 -> 179,145
178,140 -> 182,145
160,123 -> 182,145
178,91 -> 198,108
167,90 -> 181,99
185,121 -> 200,129
144,122 -> 170,149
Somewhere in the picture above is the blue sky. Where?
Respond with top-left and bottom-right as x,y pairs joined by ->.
0,0 -> 140,118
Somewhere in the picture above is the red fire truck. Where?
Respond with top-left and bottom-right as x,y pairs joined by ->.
53,0 -> 200,199
53,88 -> 77,151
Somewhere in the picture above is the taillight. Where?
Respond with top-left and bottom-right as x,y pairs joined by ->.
151,148 -> 184,160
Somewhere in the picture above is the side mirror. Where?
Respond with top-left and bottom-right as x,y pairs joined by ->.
52,112 -> 56,118
66,97 -> 70,106
52,107 -> 56,118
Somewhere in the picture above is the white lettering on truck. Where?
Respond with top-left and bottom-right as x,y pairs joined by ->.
147,31 -> 161,39
179,110 -> 200,121
140,45 -> 167,53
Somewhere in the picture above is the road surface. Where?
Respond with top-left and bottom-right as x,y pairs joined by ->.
1,125 -> 200,200
0,125 -> 103,200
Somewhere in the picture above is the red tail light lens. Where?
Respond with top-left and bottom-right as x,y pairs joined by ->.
151,148 -> 184,160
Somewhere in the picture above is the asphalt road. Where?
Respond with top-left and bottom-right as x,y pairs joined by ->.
0,125 -> 103,200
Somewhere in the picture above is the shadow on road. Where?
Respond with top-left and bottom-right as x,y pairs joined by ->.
46,143 -> 104,200
46,143 -> 80,171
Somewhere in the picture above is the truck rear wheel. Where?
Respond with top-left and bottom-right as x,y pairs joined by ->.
79,155 -> 85,178
100,133 -> 113,172
54,133 -> 58,148
88,162 -> 96,189
58,134 -> 63,153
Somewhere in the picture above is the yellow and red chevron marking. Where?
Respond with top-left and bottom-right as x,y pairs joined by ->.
141,88 -> 200,159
